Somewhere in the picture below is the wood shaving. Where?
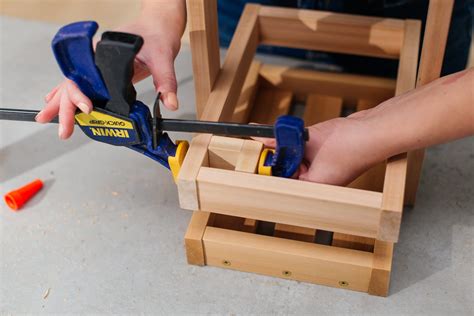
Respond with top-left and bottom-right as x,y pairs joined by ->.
43,288 -> 50,299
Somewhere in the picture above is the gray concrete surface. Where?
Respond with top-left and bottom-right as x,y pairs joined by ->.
1,17 -> 473,315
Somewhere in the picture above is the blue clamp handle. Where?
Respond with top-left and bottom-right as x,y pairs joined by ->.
265,116 -> 306,178
51,21 -> 177,170
52,21 -> 109,102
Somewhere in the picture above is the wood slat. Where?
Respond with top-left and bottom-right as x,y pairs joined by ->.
356,99 -> 380,112
406,1 -> 454,205
232,60 -> 262,123
184,211 -> 214,266
177,134 -> 212,210
368,240 -> 394,296
200,4 -> 260,122
332,233 -> 375,252
304,94 -> 343,125
379,154 -> 407,241
208,136 -> 244,170
348,162 -> 386,193
242,218 -> 259,233
274,224 -> 316,242
196,167 -> 385,239
249,89 -> 293,124
187,0 -> 220,117
259,64 -> 395,103
203,227 -> 374,292
234,140 -> 263,174
378,19 -> 421,241
258,6 -> 404,59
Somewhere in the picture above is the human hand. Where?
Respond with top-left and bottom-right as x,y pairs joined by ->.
257,110 -> 387,186
36,3 -> 186,139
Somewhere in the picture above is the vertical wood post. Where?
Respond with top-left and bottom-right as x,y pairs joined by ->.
186,0 -> 221,118
405,0 -> 454,205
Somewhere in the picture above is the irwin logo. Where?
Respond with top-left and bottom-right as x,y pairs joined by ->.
90,128 -> 130,138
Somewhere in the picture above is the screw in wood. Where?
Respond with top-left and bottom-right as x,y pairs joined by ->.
282,270 -> 292,277
222,260 -> 231,266
339,281 -> 349,287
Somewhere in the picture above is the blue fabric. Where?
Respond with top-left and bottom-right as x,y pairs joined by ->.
217,0 -> 473,77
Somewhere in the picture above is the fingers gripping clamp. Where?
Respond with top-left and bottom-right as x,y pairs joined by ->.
52,21 -> 187,180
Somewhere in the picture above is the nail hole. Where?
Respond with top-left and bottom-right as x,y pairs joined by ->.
282,270 -> 292,277
339,281 -> 349,287
222,260 -> 231,266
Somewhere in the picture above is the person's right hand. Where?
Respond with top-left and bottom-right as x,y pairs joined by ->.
36,2 -> 186,139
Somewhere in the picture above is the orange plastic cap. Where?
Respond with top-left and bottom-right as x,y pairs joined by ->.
4,179 -> 43,211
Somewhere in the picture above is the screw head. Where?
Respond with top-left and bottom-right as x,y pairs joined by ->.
222,260 -> 231,266
339,281 -> 349,287
282,270 -> 292,277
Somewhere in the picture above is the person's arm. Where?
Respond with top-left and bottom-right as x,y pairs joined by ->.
257,68 -> 473,185
36,0 -> 186,139
298,67 -> 474,185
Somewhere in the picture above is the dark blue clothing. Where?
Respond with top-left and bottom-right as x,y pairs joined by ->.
217,0 -> 473,77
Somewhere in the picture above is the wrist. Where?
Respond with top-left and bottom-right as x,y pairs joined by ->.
352,100 -> 404,161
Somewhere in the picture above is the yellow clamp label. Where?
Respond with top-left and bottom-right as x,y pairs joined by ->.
75,110 -> 133,129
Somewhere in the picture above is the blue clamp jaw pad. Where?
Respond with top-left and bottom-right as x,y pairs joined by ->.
265,116 -> 306,178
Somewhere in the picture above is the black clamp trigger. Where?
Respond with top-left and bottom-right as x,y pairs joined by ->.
152,92 -> 163,150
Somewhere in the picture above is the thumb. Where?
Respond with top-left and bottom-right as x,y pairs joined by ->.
148,53 -> 178,111
250,123 -> 277,148
251,136 -> 276,148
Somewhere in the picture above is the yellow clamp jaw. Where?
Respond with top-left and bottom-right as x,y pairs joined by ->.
168,140 -> 190,182
258,148 -> 274,176
170,140 -> 270,180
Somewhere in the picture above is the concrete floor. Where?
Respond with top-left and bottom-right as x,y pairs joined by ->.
1,17 -> 473,315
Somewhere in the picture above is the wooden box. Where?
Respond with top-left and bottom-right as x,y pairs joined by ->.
177,0 -> 453,296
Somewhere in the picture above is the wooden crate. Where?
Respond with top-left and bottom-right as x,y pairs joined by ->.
178,0 -> 453,296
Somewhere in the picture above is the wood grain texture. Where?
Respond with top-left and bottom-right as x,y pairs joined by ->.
274,224 -> 316,242
349,162 -> 386,193
234,140 -> 263,174
184,211 -> 214,266
203,227 -> 374,292
379,154 -> 407,241
242,218 -> 259,233
200,4 -> 260,122
378,20 -> 421,241
304,94 -> 343,125
259,64 -> 396,102
232,60 -> 262,123
258,6 -> 404,59
332,233 -> 375,252
187,0 -> 220,117
208,136 -> 244,170
356,99 -> 380,112
0,0 -> 140,29
249,89 -> 293,124
211,214 -> 245,231
197,167 -> 385,239
368,240 -> 394,296
406,1 -> 454,205
396,20 -> 423,95
177,134 -> 212,210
